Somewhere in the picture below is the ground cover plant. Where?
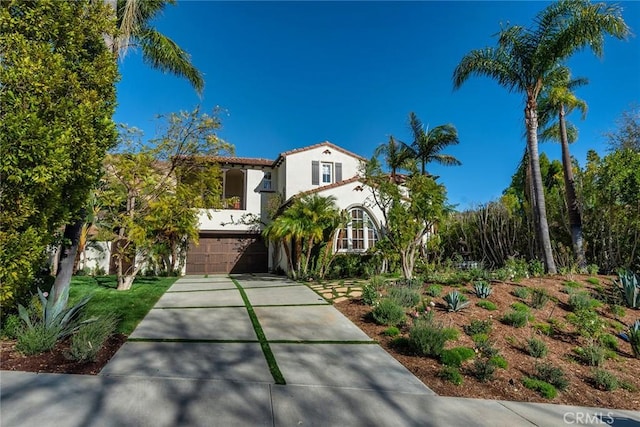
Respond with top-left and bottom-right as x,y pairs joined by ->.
334,272 -> 640,410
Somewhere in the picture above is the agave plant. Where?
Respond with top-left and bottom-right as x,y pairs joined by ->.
628,320 -> 640,358
473,281 -> 493,299
617,270 -> 639,309
443,291 -> 470,312
18,286 -> 94,340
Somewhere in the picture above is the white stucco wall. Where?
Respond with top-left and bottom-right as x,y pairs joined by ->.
198,167 -> 272,232
281,144 -> 364,199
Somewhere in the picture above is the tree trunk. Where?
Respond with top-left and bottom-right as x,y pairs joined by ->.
558,105 -> 586,269
52,218 -> 84,304
525,100 -> 557,274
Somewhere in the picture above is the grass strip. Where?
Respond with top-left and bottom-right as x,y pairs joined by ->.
127,338 -> 260,343
251,303 -> 330,308
166,288 -> 238,293
267,340 -> 377,345
232,277 -> 286,385
153,305 -> 245,309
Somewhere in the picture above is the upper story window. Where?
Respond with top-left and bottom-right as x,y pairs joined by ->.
312,160 -> 342,185
336,207 -> 379,253
263,171 -> 272,190
321,162 -> 332,184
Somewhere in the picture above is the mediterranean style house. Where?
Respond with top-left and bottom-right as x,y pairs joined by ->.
85,141 -> 385,275
186,141 -> 384,275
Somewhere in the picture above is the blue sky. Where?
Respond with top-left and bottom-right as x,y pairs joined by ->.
114,1 -> 640,210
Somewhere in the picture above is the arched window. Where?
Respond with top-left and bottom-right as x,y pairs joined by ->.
336,207 -> 379,252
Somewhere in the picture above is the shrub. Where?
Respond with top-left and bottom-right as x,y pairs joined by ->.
512,287 -> 530,299
395,277 -> 423,289
473,281 -> 492,299
608,304 -> 625,318
463,319 -> 492,336
528,259 -> 545,277
501,310 -> 530,328
567,310 -> 605,339
472,357 -> 496,382
1,314 -> 22,339
617,270 -> 639,309
15,323 -> 61,355
443,291 -> 470,312
383,326 -> 400,337
592,369 -> 618,391
388,287 -> 421,308
598,333 -> 618,351
526,337 -> 548,358
390,336 -> 411,351
476,300 -> 497,311
522,377 -> 557,399
530,288 -> 550,309
440,346 -> 475,368
535,362 -> 568,391
510,302 -> 530,312
409,315 -> 459,357
67,313 -> 118,362
490,355 -> 508,369
361,284 -> 378,306
574,344 -> 607,366
425,284 -> 443,297
568,292 -> 598,312
533,322 -> 553,337
473,336 -> 500,359
372,299 -> 406,326
627,320 -> 640,358
564,280 -> 583,290
438,366 -> 463,385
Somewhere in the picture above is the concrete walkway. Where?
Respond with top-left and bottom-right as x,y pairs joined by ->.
2,274 -> 639,426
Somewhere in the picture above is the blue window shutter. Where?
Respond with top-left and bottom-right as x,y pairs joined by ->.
335,162 -> 342,182
312,161 -> 319,185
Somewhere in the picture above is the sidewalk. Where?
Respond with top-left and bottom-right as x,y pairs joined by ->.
2,274 -> 639,426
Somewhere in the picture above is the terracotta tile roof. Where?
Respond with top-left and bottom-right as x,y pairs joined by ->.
274,141 -> 368,165
202,156 -> 274,167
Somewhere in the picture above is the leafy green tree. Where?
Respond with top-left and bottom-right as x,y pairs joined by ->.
605,104 -> 640,153
53,0 -> 205,303
98,109 -> 231,290
363,160 -> 447,279
453,0 -> 629,274
404,112 -> 461,176
538,65 -> 589,269
0,0 -> 118,307
579,147 -> 640,273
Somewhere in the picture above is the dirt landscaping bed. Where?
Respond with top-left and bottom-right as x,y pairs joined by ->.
333,275 -> 640,410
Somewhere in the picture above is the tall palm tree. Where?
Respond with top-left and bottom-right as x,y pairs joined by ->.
405,112 -> 461,176
53,0 -> 204,302
373,136 -> 411,181
453,0 -> 629,274
538,66 -> 588,269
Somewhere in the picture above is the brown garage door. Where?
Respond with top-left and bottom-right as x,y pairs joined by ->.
186,233 -> 268,274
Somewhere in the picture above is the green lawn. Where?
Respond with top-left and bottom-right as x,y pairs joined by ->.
69,275 -> 176,335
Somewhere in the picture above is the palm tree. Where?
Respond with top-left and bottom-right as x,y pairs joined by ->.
263,194 -> 341,279
453,0 -> 629,274
373,136 -> 411,181
105,0 -> 203,93
538,65 -> 588,269
405,112 -> 461,176
53,0 -> 204,302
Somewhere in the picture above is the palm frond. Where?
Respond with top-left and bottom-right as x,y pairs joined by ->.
137,27 -> 204,94
452,47 -> 523,93
539,121 -> 578,144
